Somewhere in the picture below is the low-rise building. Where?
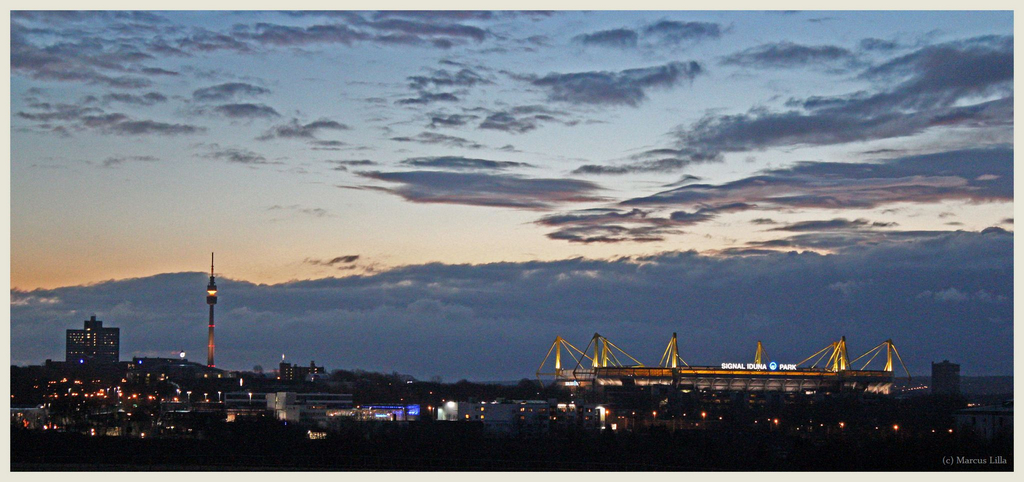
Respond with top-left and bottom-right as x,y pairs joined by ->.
955,400 -> 1013,440
224,391 -> 271,421
438,400 -> 552,435
267,392 -> 353,427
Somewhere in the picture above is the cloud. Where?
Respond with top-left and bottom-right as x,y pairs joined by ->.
623,147 -> 1012,213
536,208 -> 680,243
368,18 -> 488,43
744,228 -> 981,253
536,203 -> 765,244
573,28 -> 638,48
247,22 -> 369,46
390,132 -> 485,149
12,11 -> 166,24
327,160 -> 376,172
257,118 -> 350,140
478,112 -> 540,134
101,155 -> 159,168
476,105 -> 578,134
9,230 -> 1012,378
916,287 -> 1008,303
105,120 -> 205,136
400,156 -> 534,171
267,204 -> 331,217
192,82 -> 271,101
668,202 -> 754,225
524,61 -> 703,107
721,41 -> 858,69
572,147 -> 723,175
681,36 -> 1012,153
305,255 -> 360,266
101,92 -> 168,106
352,170 -> 606,209
245,16 -> 488,49
16,103 -> 104,123
15,101 -> 204,136
859,38 -> 901,52
428,113 -> 479,129
176,28 -> 255,53
771,218 -> 897,232
408,67 -> 492,90
213,103 -> 281,119
395,92 -> 460,105
11,26 -> 155,88
642,20 -> 722,45
545,225 -> 673,244
571,21 -> 722,50
371,11 -> 498,22
859,35 -> 1012,106
201,146 -> 279,165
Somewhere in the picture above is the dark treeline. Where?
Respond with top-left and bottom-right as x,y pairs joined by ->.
12,412 -> 1012,471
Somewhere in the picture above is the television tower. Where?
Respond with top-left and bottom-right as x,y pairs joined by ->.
206,253 -> 218,368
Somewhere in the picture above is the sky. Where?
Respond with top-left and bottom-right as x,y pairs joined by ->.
8,10 -> 1014,379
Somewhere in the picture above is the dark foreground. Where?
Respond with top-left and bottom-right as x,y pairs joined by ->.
11,420 -> 1012,471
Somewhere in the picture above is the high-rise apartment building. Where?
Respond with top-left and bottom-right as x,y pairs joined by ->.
931,360 -> 961,395
66,316 -> 119,364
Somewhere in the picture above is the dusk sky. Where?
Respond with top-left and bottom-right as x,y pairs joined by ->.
9,10 -> 1013,380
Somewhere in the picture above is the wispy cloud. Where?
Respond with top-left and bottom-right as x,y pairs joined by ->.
212,103 -> 281,119
267,204 -> 332,217
201,146 -> 279,165
573,148 -> 722,175
721,41 -> 858,69
101,155 -> 159,168
257,118 -> 350,141
400,156 -> 533,171
623,147 -> 1012,212
305,255 -> 360,266
573,28 -> 638,48
390,132 -> 485,149
352,170 -> 606,209
681,36 -> 1012,153
522,61 -> 704,107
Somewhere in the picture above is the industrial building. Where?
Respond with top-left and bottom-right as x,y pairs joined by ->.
66,316 -> 119,364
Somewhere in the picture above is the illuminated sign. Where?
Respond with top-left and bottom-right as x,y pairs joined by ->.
721,362 -> 797,371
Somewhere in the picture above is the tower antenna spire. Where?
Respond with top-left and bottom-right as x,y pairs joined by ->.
206,253 -> 218,368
